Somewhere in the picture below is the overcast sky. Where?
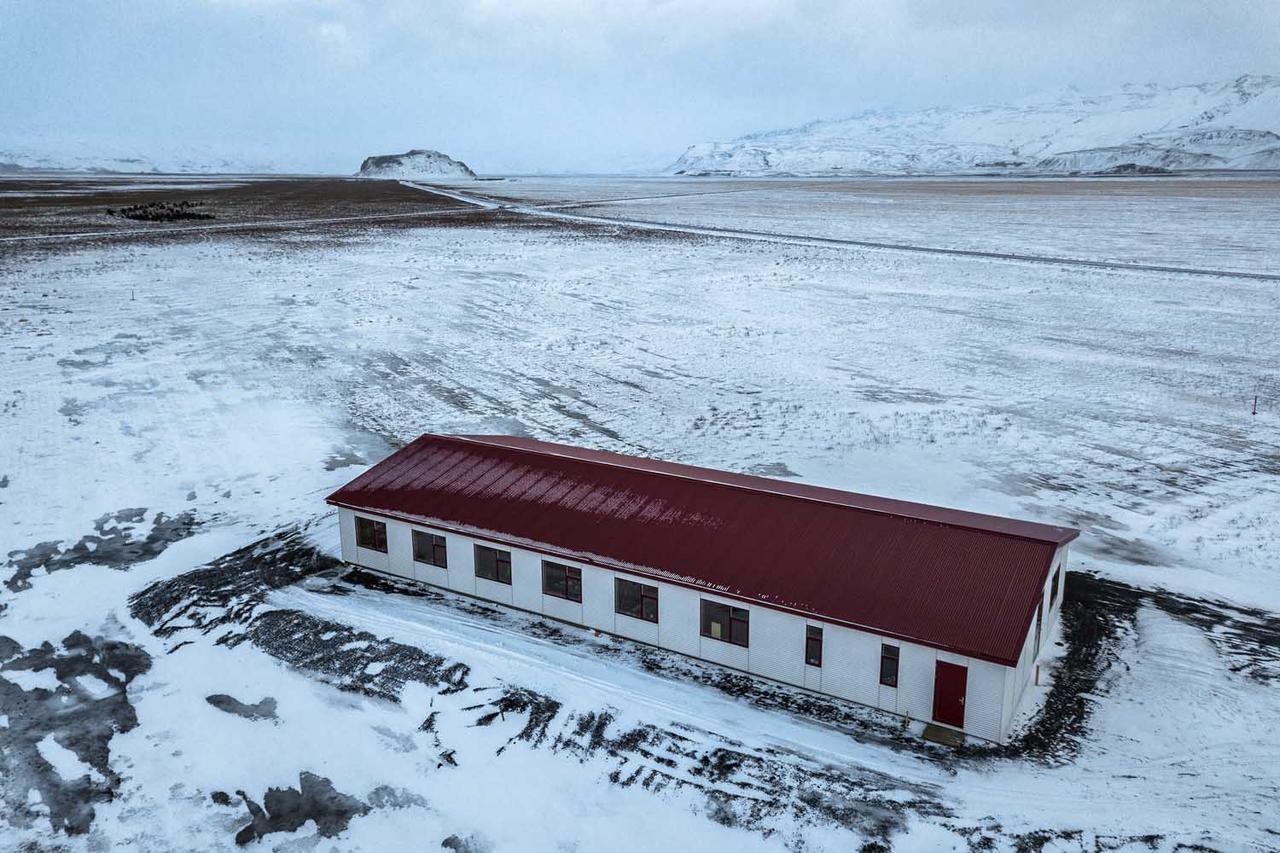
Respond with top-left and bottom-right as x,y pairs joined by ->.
2,0 -> 1276,173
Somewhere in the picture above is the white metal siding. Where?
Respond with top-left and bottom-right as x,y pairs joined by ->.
804,661 -> 823,692
354,545 -> 389,572
385,522 -> 415,581
877,683 -> 898,713
579,567 -> 614,632
657,583 -> 700,656
818,625 -> 879,706
615,612 -> 660,645
542,593 -> 583,625
896,643 -> 936,723
1002,596 -> 1041,739
511,550 -> 542,612
445,535 -> 475,596
963,659 -> 1006,742
339,513 -> 1018,742
474,575 -> 514,606
338,508 -> 357,563
413,557 -> 449,589
748,605 -> 806,687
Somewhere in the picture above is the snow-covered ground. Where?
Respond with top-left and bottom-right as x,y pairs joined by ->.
458,175 -> 1280,274
2,177 -> 1278,850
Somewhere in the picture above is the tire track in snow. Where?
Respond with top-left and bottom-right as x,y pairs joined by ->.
402,182 -> 1280,282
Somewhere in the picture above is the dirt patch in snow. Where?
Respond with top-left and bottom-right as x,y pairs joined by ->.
231,771 -> 369,845
206,694 -> 277,721
128,526 -> 340,647
247,608 -> 471,700
130,528 -> 471,701
0,631 -> 151,835
5,507 -> 199,592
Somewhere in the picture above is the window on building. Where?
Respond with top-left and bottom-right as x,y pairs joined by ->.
474,544 -> 512,585
412,531 -> 448,569
879,644 -> 899,688
355,516 -> 387,553
805,626 -> 823,667
701,600 -> 749,647
615,578 -> 658,623
1050,566 -> 1061,607
542,561 -> 582,602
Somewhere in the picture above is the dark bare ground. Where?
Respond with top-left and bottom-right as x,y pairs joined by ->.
0,177 -> 700,257
4,507 -> 200,592
206,693 -> 277,721
0,176 -> 467,240
0,631 -> 151,835
231,772 -> 369,845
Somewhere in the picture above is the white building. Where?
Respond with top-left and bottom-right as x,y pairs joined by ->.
328,434 -> 1077,743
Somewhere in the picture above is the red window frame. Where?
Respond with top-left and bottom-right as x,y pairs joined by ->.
355,516 -> 387,553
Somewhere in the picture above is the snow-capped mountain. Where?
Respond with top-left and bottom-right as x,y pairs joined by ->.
0,130 -> 297,175
357,149 -> 476,179
672,74 -> 1280,176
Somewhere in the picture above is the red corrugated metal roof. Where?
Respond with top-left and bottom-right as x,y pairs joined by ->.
327,434 -> 1079,666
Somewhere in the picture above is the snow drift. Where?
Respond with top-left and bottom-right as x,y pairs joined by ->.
672,74 -> 1280,176
357,149 -> 476,179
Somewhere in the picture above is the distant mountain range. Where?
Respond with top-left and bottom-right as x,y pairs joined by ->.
356,149 -> 475,179
0,131 -> 294,175
671,74 -> 1280,176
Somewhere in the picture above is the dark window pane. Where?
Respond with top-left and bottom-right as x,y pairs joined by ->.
641,591 -> 658,622
475,545 -> 512,585
413,531 -> 448,568
543,562 -> 563,597
616,578 -> 658,622
805,626 -> 823,667
701,600 -> 728,640
879,644 -> 899,688
355,516 -> 387,553
616,579 -> 639,615
542,561 -> 582,602
701,601 -> 748,647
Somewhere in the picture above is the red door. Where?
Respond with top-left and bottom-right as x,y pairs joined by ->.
932,661 -> 967,728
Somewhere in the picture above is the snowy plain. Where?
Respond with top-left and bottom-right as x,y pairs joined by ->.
1,175 -> 1278,851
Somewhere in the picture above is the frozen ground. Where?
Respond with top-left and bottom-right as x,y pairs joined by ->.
456,176 -> 1280,274
1,176 -> 1278,851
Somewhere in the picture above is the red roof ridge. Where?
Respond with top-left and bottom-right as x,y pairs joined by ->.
440,433 -> 1079,547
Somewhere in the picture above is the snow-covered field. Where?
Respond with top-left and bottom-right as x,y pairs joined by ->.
2,176 -> 1278,851
467,175 -> 1280,274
